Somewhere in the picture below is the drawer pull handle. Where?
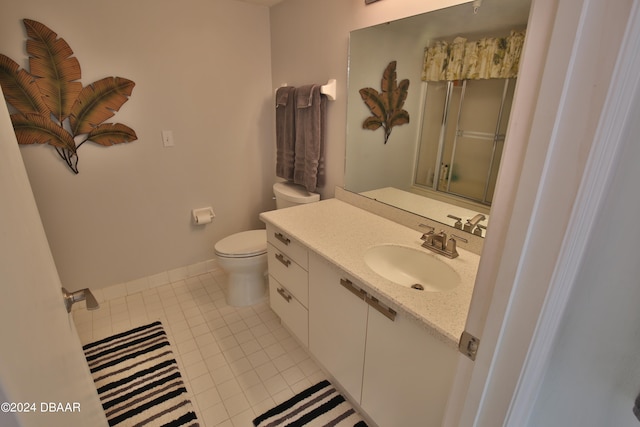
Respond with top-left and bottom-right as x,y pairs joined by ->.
274,232 -> 290,246
277,287 -> 292,303
275,253 -> 291,267
366,295 -> 397,321
339,278 -> 366,300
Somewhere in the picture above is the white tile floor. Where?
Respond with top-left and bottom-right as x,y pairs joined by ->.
72,270 -> 326,427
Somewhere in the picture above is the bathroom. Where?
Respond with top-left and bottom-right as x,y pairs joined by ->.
1,0 -> 640,426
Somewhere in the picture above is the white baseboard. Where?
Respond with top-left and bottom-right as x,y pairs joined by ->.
87,258 -> 222,305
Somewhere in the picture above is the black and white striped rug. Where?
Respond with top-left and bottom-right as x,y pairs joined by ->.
252,380 -> 368,427
83,321 -> 199,427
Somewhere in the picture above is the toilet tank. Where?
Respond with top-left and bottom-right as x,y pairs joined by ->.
273,182 -> 320,209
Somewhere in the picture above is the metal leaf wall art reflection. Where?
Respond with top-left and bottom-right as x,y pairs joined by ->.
359,61 -> 409,144
0,19 -> 137,174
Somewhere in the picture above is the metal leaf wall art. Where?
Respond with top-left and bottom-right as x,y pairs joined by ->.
359,61 -> 410,144
0,19 -> 137,174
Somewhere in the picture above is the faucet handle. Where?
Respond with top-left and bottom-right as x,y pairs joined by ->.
419,224 -> 435,239
419,224 -> 435,246
445,234 -> 468,258
447,214 -> 463,229
451,234 -> 468,243
474,224 -> 487,237
419,223 -> 435,232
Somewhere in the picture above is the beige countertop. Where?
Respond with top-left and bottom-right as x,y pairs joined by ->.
259,198 -> 480,348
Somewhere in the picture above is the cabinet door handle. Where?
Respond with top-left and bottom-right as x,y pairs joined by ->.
366,295 -> 397,321
275,253 -> 291,267
277,287 -> 292,303
274,232 -> 290,246
339,278 -> 366,300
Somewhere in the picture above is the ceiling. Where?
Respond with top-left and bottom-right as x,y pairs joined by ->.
236,0 -> 284,6
374,0 -> 530,40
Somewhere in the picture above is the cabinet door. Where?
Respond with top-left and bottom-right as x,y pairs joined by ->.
361,308 -> 457,427
268,275 -> 308,347
308,252 -> 368,403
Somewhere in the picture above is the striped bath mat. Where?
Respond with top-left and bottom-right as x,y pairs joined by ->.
253,380 -> 368,427
83,321 -> 199,426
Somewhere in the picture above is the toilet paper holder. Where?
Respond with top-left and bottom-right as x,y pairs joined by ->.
192,207 -> 215,225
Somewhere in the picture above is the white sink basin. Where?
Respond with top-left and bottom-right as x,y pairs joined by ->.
363,244 -> 461,292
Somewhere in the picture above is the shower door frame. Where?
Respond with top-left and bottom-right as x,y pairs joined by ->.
416,78 -> 514,206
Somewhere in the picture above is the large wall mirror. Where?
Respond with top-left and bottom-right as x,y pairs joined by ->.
345,0 -> 531,237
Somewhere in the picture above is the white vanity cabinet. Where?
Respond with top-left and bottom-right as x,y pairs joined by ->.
361,304 -> 457,427
266,225 -> 309,347
308,252 -> 369,402
308,251 -> 457,427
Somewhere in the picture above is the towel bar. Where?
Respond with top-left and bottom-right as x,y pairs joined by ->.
320,79 -> 336,100
276,79 -> 337,101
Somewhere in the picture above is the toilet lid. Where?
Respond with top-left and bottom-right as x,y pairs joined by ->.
215,229 -> 267,258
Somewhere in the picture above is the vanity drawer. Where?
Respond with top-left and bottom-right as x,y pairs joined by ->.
267,243 -> 308,307
266,224 -> 308,270
269,276 -> 309,347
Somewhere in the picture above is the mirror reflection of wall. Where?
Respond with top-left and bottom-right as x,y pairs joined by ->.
345,22 -> 425,194
344,0 -> 531,236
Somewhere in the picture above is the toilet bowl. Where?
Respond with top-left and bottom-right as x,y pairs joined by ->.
214,230 -> 268,307
214,182 -> 319,307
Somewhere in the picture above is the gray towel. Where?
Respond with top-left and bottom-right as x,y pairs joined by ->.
275,86 -> 296,181
293,85 -> 326,192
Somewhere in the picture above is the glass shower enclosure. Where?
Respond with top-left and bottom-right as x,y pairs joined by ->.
414,78 -> 516,206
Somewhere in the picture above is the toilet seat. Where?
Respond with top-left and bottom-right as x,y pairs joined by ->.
214,230 -> 267,258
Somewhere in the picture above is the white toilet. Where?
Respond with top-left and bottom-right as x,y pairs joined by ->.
214,182 -> 319,307
271,181 -> 320,209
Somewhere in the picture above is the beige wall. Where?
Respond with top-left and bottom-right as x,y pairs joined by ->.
0,0 -> 465,291
0,0 -> 274,290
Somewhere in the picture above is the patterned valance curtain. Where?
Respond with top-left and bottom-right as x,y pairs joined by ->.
421,30 -> 526,82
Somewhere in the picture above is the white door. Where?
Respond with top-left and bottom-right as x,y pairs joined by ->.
0,89 -> 107,427
445,0 -> 639,425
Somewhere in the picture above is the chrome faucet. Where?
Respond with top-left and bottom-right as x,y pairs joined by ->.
431,230 -> 448,251
463,214 -> 486,233
419,225 -> 468,259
